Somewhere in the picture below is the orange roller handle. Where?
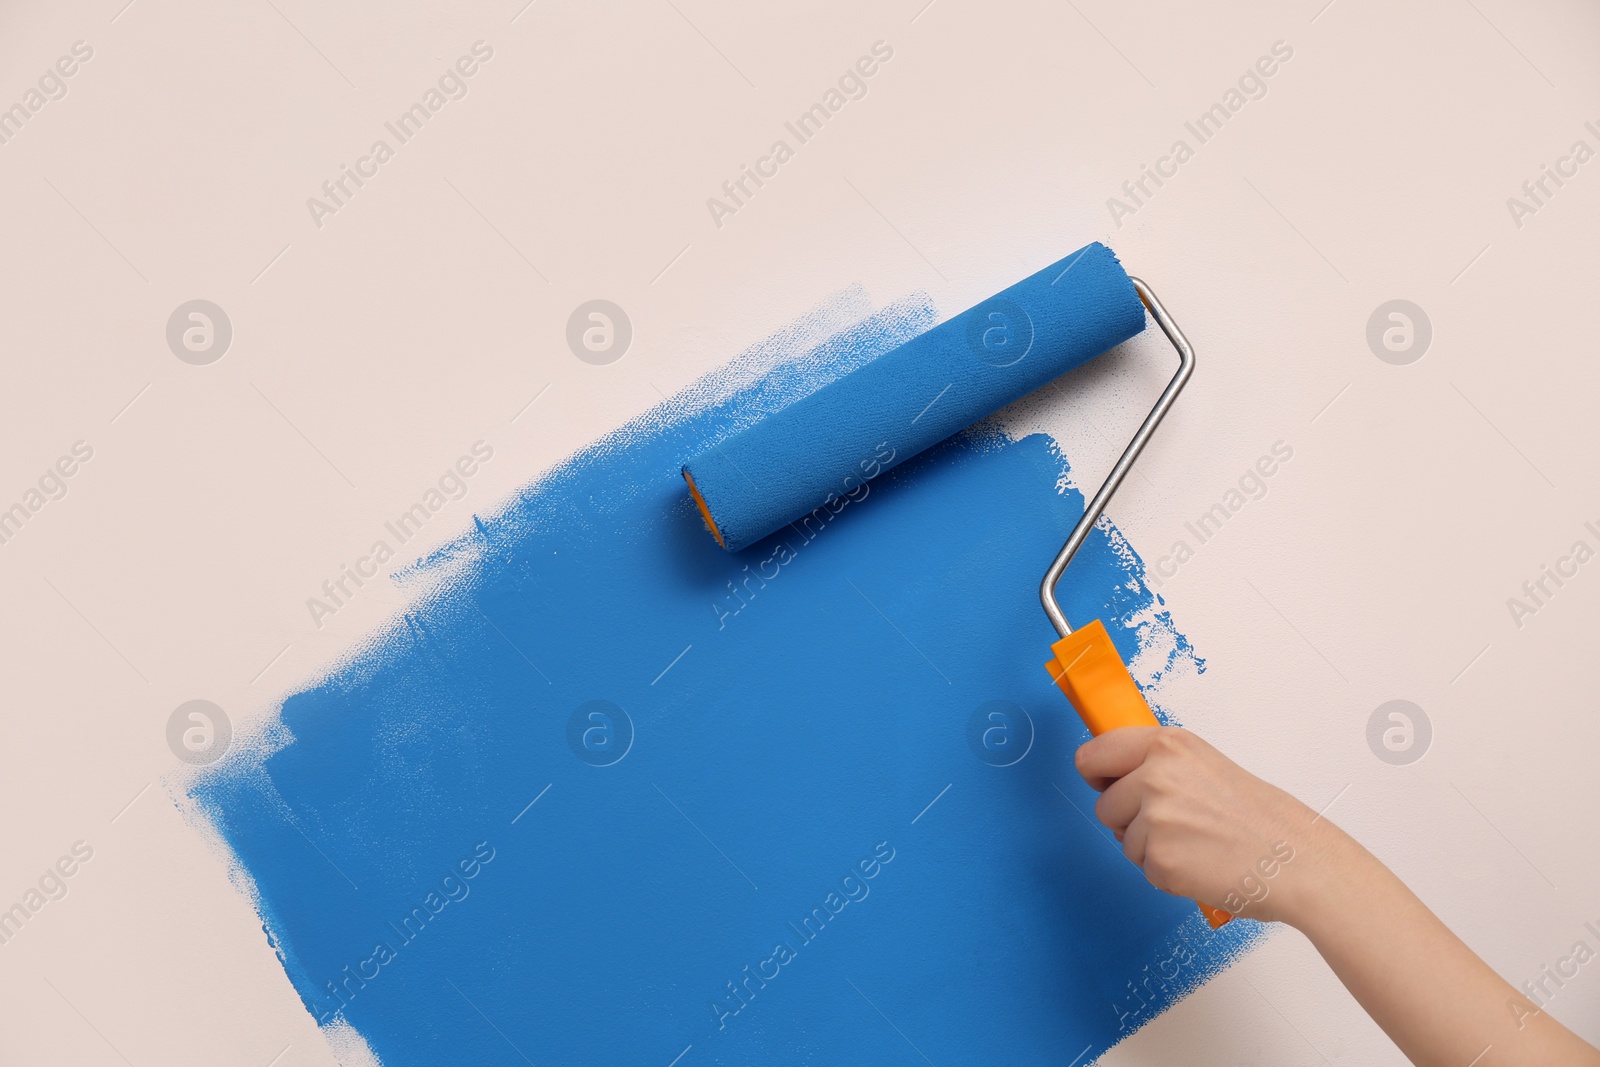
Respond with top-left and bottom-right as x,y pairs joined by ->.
1045,618 -> 1233,930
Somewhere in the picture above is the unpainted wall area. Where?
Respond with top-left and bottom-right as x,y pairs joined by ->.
0,1 -> 1596,1064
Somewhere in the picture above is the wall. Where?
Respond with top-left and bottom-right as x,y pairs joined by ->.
1,0 -> 1597,1063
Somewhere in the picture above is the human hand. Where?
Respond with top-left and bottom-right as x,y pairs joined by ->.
1076,728 -> 1600,1065
1073,726 -> 1335,923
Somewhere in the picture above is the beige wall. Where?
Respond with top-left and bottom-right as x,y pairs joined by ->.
1,0 -> 1597,1063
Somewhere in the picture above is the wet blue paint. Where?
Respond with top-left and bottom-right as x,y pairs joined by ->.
684,242 -> 1146,551
191,294 -> 1260,1066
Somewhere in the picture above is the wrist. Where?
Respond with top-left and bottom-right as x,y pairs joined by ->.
1264,813 -> 1370,931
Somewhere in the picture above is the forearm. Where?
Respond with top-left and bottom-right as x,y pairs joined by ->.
1283,821 -> 1599,1067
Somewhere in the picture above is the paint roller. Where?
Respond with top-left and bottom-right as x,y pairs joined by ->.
682,242 -> 1232,930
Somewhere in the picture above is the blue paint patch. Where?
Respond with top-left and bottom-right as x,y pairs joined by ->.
191,293 -> 1259,1066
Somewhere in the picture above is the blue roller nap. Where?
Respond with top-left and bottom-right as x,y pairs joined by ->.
682,241 -> 1148,551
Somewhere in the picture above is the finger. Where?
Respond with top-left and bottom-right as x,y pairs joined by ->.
1094,769 -> 1147,834
1121,811 -> 1150,869
1074,726 -> 1163,790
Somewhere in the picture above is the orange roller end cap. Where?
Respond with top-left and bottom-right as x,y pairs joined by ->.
682,468 -> 726,549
